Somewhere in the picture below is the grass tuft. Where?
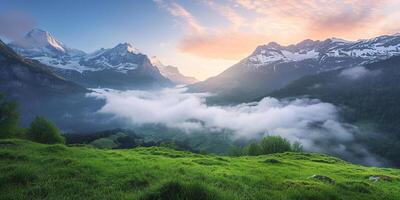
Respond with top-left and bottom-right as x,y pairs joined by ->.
337,181 -> 372,193
142,181 -> 221,200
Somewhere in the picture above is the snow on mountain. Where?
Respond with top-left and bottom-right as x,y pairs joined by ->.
247,34 -> 400,68
7,29 -> 172,89
190,33 -> 400,103
150,56 -> 198,85
9,29 -> 85,58
8,29 -> 88,72
25,28 -> 66,52
115,42 -> 140,54
10,29 -> 189,83
79,42 -> 146,73
8,29 -> 151,74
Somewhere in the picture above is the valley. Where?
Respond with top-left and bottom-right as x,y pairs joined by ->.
1,1 -> 400,199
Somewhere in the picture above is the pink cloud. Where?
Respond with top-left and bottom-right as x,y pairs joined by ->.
157,0 -> 400,60
154,0 -> 203,34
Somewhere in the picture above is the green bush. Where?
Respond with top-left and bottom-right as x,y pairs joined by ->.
90,138 -> 118,149
260,136 -> 291,155
230,136 -> 303,157
0,94 -> 19,138
27,117 -> 65,144
247,142 -> 261,156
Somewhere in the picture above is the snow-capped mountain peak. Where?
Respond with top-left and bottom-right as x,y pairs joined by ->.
8,28 -> 87,61
247,33 -> 400,68
327,37 -> 352,44
112,42 -> 141,55
23,28 -> 66,52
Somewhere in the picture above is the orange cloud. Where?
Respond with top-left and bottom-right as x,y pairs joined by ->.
178,31 -> 269,59
157,0 -> 400,60
234,0 -> 396,40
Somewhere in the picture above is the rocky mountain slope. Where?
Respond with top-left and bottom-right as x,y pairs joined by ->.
0,39 -> 87,97
0,39 -> 110,131
150,56 -> 197,85
190,34 -> 400,103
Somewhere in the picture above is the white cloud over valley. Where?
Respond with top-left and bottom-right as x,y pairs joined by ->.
339,66 -> 380,80
89,87 -> 384,166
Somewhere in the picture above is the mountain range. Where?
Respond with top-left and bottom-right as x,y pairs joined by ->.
9,29 -> 196,89
190,34 -> 400,103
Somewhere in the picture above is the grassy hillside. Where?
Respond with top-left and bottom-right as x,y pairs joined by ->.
1,139 -> 399,200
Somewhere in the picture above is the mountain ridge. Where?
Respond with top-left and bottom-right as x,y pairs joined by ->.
0,38 -> 87,95
190,33 -> 400,104
150,56 -> 198,85
8,29 -> 172,90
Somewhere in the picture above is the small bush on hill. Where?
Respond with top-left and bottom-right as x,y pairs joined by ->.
90,138 -> 118,149
260,136 -> 292,155
231,136 -> 304,157
0,94 -> 19,138
27,117 -> 65,144
247,142 -> 261,156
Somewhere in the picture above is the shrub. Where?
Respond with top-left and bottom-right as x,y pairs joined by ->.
27,117 -> 65,144
90,138 -> 118,149
229,136 -> 303,157
0,94 -> 19,138
247,142 -> 261,156
260,136 -> 291,155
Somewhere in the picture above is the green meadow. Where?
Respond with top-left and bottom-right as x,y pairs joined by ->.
1,139 -> 399,200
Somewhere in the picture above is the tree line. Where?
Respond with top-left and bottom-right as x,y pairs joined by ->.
229,136 -> 303,156
0,94 -> 64,144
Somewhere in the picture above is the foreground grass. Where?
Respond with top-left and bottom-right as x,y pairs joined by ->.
0,139 -> 399,200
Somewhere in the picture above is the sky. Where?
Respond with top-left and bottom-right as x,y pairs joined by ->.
1,0 -> 400,80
